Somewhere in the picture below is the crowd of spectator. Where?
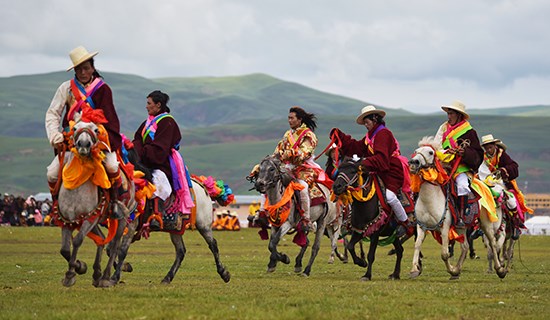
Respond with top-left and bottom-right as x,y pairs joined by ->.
0,193 -> 53,227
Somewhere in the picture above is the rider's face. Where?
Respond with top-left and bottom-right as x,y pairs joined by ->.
74,61 -> 95,85
446,110 -> 462,126
484,143 -> 498,156
364,118 -> 375,131
146,97 -> 162,116
288,112 -> 302,130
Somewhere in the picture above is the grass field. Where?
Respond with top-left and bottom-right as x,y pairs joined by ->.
1,227 -> 549,319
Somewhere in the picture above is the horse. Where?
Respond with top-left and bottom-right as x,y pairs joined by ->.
53,119 -> 135,287
325,202 -> 349,264
332,157 -> 404,281
408,136 -> 507,279
478,163 -> 516,274
111,150 -> 231,284
252,154 -> 337,276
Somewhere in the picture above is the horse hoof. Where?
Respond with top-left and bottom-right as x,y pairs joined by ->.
410,271 -> 421,279
75,260 -> 87,275
328,257 -> 334,264
267,267 -> 276,273
360,276 -> 371,282
388,274 -> 400,280
281,255 -> 290,265
121,262 -> 133,273
294,267 -> 302,274
449,275 -> 460,280
496,268 -> 507,279
388,249 -> 396,256
62,276 -> 76,287
161,279 -> 171,285
220,270 -> 231,283
300,272 -> 309,278
97,279 -> 116,288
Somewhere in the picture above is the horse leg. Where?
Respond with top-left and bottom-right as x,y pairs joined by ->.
96,218 -> 127,288
111,221 -> 138,283
347,232 -> 367,268
294,238 -> 309,274
410,226 -> 426,279
481,223 -> 507,278
389,233 -> 404,280
88,226 -> 105,286
197,225 -> 231,283
326,226 -> 336,264
484,235 -> 494,273
157,234 -> 185,284
267,225 -> 291,273
440,227 -> 460,279
341,235 -> 350,263
454,231 -> 469,275
62,220 -> 96,287
504,238 -> 516,272
360,233 -> 379,281
302,223 -> 327,277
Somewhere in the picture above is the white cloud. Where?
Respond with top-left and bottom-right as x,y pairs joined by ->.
1,0 -> 550,112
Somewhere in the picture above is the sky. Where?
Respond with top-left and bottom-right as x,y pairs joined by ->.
2,0 -> 550,113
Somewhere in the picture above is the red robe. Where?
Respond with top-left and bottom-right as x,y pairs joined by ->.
337,124 -> 404,193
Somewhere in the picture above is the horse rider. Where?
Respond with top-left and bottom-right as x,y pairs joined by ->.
330,105 -> 413,237
434,100 -> 484,227
132,90 -> 194,226
479,134 -> 532,239
249,106 -> 325,231
45,46 -> 125,210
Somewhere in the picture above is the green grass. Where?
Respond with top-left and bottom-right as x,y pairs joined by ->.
1,227 -> 549,319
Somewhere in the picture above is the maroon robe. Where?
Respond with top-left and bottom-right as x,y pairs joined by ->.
336,124 -> 404,193
486,148 -> 519,190
62,83 -> 122,152
133,115 -> 182,184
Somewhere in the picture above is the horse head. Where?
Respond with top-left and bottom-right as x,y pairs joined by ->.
332,156 -> 362,196
409,136 -> 439,174
254,155 -> 291,193
72,120 -> 100,157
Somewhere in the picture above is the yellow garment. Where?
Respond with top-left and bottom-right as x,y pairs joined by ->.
470,177 -> 498,222
410,167 -> 446,193
436,150 -> 455,163
63,147 -> 111,190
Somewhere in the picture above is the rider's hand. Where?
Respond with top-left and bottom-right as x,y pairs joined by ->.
50,132 -> 65,149
330,128 -> 342,139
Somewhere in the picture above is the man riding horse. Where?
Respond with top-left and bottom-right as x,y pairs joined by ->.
249,106 -> 328,231
434,101 -> 484,228
45,46 -> 127,211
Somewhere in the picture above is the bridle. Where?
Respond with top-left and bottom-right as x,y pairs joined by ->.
256,157 -> 285,192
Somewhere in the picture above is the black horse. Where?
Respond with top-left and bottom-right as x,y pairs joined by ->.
332,157 -> 404,281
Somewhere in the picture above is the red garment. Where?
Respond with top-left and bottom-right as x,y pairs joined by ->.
337,125 -> 404,193
62,84 -> 121,152
133,116 -> 182,184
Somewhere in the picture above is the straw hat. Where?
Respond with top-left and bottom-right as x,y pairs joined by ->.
356,105 -> 386,125
67,46 -> 99,71
481,134 -> 507,150
441,100 -> 469,120
230,211 -> 238,217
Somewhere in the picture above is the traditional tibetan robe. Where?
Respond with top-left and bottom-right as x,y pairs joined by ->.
484,148 -> 519,190
435,120 -> 483,174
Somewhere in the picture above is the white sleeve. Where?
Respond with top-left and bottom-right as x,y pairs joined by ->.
433,123 -> 446,150
45,81 -> 70,145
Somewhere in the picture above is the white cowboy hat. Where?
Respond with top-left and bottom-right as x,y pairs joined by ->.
230,211 -> 238,217
481,134 -> 507,150
441,100 -> 469,120
356,105 -> 386,125
67,46 -> 99,71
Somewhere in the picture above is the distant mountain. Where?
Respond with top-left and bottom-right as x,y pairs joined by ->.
467,105 -> 549,117
0,71 -> 414,138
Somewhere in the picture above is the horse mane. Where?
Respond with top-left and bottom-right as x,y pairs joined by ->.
418,136 -> 441,150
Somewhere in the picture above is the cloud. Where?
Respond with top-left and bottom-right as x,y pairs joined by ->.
1,0 -> 549,111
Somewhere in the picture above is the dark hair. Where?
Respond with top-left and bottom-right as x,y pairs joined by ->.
289,106 -> 317,132
365,113 -> 386,126
147,90 -> 171,113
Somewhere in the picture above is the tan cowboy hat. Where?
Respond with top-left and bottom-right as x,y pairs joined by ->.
481,134 -> 507,150
67,46 -> 99,71
230,211 -> 238,217
356,105 -> 386,125
441,100 -> 469,120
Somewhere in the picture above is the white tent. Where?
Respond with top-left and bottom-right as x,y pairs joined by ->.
524,216 -> 550,236
32,192 -> 52,202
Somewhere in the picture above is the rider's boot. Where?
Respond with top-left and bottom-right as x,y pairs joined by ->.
298,187 -> 312,232
455,195 -> 468,228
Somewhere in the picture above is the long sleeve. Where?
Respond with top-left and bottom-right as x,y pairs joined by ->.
498,151 -> 519,181
45,81 -> 70,146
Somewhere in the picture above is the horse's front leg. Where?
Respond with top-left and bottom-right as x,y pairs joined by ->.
481,222 -> 507,278
410,226 -> 426,278
96,218 -> 127,288
455,229 -> 469,274
196,223 -> 231,283
347,232 -> 367,268
267,224 -> 291,273
62,220 -> 97,287
302,221 -> 327,277
112,220 -> 138,283
389,232 -> 404,280
361,233 -> 379,281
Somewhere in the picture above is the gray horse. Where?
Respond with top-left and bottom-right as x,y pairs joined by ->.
111,151 -> 231,284
55,120 -> 135,287
252,154 -> 336,276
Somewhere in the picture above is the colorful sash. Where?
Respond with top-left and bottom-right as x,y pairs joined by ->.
141,113 -> 173,143
67,77 -> 105,121
441,120 -> 472,174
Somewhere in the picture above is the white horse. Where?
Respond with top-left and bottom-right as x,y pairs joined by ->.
408,136 -> 507,279
54,120 -> 135,287
252,154 -> 337,276
478,163 -> 516,274
112,152 -> 231,284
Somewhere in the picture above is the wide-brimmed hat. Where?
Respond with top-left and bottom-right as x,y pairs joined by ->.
67,46 -> 98,71
356,105 -> 386,125
441,100 -> 469,120
481,134 -> 507,150
230,211 -> 238,217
